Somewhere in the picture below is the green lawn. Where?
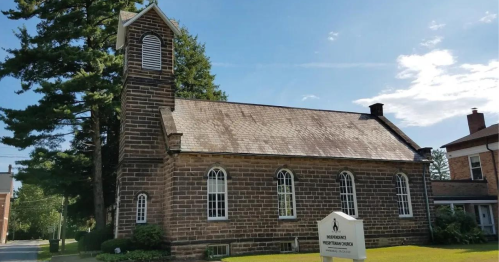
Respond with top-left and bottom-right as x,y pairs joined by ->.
38,240 -> 79,261
222,243 -> 499,262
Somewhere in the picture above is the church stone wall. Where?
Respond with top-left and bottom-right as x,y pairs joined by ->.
166,153 -> 434,259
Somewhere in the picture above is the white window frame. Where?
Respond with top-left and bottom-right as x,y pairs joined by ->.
339,171 -> 358,218
468,154 -> 484,180
141,34 -> 162,71
208,244 -> 229,258
277,169 -> 297,219
207,167 -> 228,221
136,193 -> 147,224
395,173 -> 413,218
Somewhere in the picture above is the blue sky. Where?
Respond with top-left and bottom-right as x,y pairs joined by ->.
0,0 -> 498,188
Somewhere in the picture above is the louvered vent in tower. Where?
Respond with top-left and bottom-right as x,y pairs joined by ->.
142,35 -> 161,70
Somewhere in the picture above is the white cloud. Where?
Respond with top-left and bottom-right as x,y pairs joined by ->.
354,50 -> 499,127
328,31 -> 339,41
429,20 -> 446,30
420,36 -> 443,48
302,94 -> 320,101
479,11 -> 497,23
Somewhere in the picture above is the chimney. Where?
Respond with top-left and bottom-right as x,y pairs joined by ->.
8,164 -> 12,174
369,103 -> 384,116
417,147 -> 433,160
467,108 -> 486,134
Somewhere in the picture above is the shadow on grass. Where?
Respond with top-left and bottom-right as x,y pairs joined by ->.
418,242 -> 498,253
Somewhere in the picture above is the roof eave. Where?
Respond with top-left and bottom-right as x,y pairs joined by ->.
116,4 -> 181,50
176,151 -> 431,163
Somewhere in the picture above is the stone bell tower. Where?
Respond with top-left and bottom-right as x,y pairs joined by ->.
115,3 -> 181,237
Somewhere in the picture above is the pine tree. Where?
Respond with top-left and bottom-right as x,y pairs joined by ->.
0,0 -> 145,229
175,27 -> 227,101
430,149 -> 450,180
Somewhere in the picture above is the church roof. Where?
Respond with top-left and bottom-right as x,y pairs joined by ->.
162,99 -> 427,162
116,4 -> 181,50
0,172 -> 13,194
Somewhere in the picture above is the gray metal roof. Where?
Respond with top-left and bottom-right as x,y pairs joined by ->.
0,172 -> 13,194
442,124 -> 499,148
165,99 -> 426,162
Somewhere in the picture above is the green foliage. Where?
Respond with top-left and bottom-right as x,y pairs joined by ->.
9,185 -> 60,240
101,238 -> 131,254
78,226 -> 114,251
205,246 -> 215,260
131,224 -> 164,250
75,231 -> 88,242
430,149 -> 450,180
0,0 -> 145,228
96,250 -> 168,262
434,206 -> 486,244
174,27 -> 227,101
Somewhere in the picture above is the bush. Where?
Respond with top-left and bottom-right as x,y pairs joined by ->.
101,238 -> 131,254
434,206 -> 486,244
131,224 -> 164,250
78,226 -> 114,252
75,231 -> 88,242
96,250 -> 168,262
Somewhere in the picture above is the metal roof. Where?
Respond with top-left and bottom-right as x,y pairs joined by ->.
164,99 -> 427,162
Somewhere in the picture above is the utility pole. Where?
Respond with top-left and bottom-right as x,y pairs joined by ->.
57,197 -> 63,239
61,196 -> 68,252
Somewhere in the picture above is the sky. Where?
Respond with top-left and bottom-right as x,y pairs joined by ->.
0,0 -> 498,189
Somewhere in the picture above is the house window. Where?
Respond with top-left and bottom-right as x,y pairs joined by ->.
277,169 -> 296,219
136,193 -> 147,223
395,173 -> 413,217
207,167 -> 228,220
142,35 -> 161,70
339,171 -> 358,217
469,155 -> 483,180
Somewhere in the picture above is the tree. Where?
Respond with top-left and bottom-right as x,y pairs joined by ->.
430,149 -> 450,180
175,27 -> 227,101
0,0 -> 145,229
10,184 -> 60,240
1,1 -> 228,231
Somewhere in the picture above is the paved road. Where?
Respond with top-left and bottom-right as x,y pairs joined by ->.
0,240 -> 42,262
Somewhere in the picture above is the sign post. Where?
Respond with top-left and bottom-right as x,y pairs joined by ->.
318,211 -> 366,262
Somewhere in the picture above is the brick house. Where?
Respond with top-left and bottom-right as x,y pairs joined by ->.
432,109 -> 498,237
0,165 -> 13,244
114,4 -> 435,259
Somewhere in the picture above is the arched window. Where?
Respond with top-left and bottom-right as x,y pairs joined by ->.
277,169 -> 296,219
339,171 -> 358,217
142,35 -> 161,70
396,173 -> 413,217
136,193 -> 147,223
207,167 -> 228,220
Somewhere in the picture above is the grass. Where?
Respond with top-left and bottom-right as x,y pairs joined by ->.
38,240 -> 79,261
222,242 -> 499,262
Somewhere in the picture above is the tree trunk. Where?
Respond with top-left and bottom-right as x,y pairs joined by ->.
92,107 -> 106,229
61,195 -> 68,252
57,196 -> 63,239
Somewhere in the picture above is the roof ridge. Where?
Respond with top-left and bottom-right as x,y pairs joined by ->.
176,98 -> 368,115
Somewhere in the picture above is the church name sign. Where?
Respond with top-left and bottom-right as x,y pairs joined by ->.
318,211 -> 366,262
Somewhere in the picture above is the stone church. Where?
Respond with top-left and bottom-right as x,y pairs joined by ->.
115,4 -> 434,259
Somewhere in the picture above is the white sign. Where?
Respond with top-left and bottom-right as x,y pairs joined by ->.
318,211 -> 366,261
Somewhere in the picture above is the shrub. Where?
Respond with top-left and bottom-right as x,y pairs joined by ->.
96,250 -> 168,262
434,205 -> 486,244
101,238 -> 131,254
131,224 -> 164,250
75,231 -> 88,242
78,226 -> 114,252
